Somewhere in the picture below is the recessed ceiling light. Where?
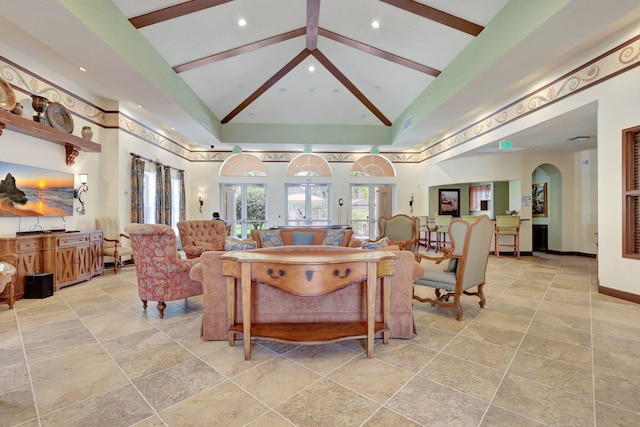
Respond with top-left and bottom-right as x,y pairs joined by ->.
238,18 -> 246,27
137,104 -> 142,108
371,20 -> 380,29
79,66 -> 86,72
308,65 -> 315,72
248,112 -> 255,117
309,88 -> 315,93
280,88 -> 287,94
333,89 -> 340,94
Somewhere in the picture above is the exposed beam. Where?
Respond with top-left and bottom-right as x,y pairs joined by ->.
318,28 -> 440,77
311,49 -> 391,126
306,0 -> 321,50
222,49 -> 312,123
380,0 -> 483,36
174,28 -> 306,73
129,0 -> 233,29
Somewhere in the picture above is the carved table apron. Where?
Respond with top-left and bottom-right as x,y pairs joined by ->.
221,249 -> 396,360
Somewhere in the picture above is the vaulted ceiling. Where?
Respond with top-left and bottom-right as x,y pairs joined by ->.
2,1 -> 639,154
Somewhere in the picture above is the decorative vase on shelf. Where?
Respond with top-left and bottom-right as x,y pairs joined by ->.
11,102 -> 23,116
31,94 -> 48,123
81,126 -> 93,141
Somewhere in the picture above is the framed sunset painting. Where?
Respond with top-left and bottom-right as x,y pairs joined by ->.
0,161 -> 74,217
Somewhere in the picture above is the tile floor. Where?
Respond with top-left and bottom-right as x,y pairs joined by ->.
1,252 -> 640,426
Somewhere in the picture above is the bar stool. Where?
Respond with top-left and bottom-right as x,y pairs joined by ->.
494,215 -> 520,258
434,215 -> 452,252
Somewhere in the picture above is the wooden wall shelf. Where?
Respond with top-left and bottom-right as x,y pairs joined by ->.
0,109 -> 101,165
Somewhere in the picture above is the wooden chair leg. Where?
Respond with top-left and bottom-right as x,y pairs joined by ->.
142,299 -> 147,310
157,302 -> 166,318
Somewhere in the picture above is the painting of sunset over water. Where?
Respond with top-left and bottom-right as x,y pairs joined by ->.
0,161 -> 74,217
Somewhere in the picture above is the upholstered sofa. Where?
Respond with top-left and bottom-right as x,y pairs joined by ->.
177,220 -> 227,259
189,245 -> 424,340
249,226 -> 362,248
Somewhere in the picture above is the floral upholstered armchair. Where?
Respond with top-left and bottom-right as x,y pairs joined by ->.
124,224 -> 203,318
177,220 -> 227,259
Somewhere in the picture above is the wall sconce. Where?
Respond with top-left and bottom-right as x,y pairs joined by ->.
74,173 -> 89,215
409,193 -> 414,214
198,193 -> 203,213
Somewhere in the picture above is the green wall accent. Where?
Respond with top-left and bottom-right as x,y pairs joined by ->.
59,0 -> 221,139
392,0 -> 571,142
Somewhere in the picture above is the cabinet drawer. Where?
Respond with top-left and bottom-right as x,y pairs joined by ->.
90,232 -> 103,242
17,239 -> 42,252
57,235 -> 90,247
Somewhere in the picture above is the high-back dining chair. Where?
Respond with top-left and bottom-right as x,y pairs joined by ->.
378,214 -> 420,254
413,215 -> 494,320
96,217 -> 133,274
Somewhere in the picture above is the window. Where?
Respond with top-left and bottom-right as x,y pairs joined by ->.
143,170 -> 155,224
350,184 -> 394,240
285,183 -> 330,225
221,184 -> 266,238
623,125 -> 640,259
469,185 -> 491,211
170,177 -> 180,235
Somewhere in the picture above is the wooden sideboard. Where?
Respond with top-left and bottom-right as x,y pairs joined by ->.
0,231 -> 103,303
221,249 -> 396,360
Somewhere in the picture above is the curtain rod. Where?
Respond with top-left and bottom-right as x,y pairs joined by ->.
130,152 -> 184,172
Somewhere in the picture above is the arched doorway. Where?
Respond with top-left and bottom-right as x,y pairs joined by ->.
532,163 -> 562,252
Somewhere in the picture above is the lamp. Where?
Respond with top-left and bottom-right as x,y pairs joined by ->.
198,193 -> 203,213
74,173 -> 88,215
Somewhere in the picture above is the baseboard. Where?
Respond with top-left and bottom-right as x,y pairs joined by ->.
598,286 -> 640,304
546,250 -> 597,258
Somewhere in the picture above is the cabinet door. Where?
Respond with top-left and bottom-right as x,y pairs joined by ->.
56,246 -> 78,286
76,244 -> 91,281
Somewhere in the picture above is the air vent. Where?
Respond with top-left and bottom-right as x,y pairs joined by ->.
200,112 -> 211,130
403,116 -> 412,131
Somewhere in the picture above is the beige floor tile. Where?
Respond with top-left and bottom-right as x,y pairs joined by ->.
276,379 -> 380,427
0,387 -> 38,426
362,407 -> 422,426
386,376 -> 488,426
409,323 -> 457,351
367,339 -> 437,373
200,341 -> 278,377
595,401 -> 640,426
0,361 -> 30,395
247,410 -> 297,426
116,341 -> 195,381
33,359 -> 130,415
594,371 -> 640,413
593,332 -> 640,358
234,358 -> 320,407
594,348 -> 640,382
134,358 -> 226,411
473,310 -> 532,333
462,320 -> 524,348
328,356 -> 414,404
101,328 -> 173,359
38,384 -> 154,427
23,327 -> 98,364
526,319 -> 592,348
508,351 -> 593,398
160,381 -> 268,425
532,309 -> 592,331
280,342 -> 359,375
519,334 -> 592,369
28,342 -> 112,383
177,333 -> 230,357
480,405 -> 545,426
419,353 -> 504,401
592,317 -> 640,341
444,335 -> 516,371
81,306 -> 154,341
493,373 -> 594,425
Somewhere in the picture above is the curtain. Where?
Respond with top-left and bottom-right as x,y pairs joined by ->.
130,154 -> 145,223
164,165 -> 172,226
179,170 -> 186,222
155,162 -> 163,224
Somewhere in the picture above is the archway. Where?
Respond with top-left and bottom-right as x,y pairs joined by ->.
531,163 -> 562,252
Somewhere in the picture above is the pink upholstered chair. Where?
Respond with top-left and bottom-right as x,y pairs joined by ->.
177,220 -> 227,259
124,223 -> 203,318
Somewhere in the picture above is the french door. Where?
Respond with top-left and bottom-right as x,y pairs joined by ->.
350,184 -> 393,240
285,183 -> 330,226
221,184 -> 266,238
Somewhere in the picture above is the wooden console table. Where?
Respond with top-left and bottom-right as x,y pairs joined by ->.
221,249 -> 396,360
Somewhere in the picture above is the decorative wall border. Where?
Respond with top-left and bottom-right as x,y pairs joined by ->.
3,32 -> 639,165
419,33 -> 640,160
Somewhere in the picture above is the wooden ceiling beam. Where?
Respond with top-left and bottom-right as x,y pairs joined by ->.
380,0 -> 483,36
129,0 -> 233,29
318,28 -> 440,77
174,28 -> 306,73
306,0 -> 321,50
311,49 -> 391,126
222,49 -> 312,124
